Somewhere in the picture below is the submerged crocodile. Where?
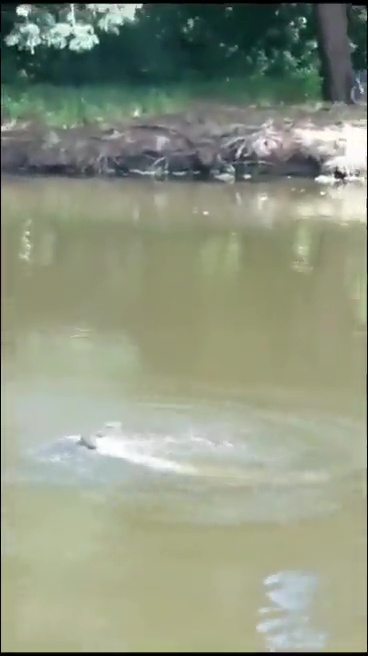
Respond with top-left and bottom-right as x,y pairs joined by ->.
74,422 -> 366,493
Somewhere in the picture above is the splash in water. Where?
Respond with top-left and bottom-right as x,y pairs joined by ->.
66,422 -> 196,475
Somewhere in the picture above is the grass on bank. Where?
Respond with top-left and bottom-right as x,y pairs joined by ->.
1,74 -> 321,127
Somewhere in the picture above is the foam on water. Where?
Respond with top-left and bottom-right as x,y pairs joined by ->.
53,409 -> 366,498
95,435 -> 196,474
65,432 -> 197,475
13,410 -> 365,524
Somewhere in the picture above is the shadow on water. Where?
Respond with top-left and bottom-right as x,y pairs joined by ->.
1,178 -> 367,652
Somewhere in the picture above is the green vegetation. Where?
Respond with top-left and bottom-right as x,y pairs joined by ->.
2,74 -> 322,127
1,4 -> 366,116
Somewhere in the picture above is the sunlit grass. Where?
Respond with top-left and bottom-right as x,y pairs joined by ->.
1,74 -> 321,127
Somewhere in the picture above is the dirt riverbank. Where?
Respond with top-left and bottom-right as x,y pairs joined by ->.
1,102 -> 366,182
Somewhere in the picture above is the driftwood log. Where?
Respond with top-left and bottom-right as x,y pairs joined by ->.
1,103 -> 366,182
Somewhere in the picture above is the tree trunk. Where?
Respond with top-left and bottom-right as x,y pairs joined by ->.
315,3 -> 355,103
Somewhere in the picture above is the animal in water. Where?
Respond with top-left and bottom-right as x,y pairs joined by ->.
76,422 -> 122,451
73,422 -> 366,495
78,434 -> 98,450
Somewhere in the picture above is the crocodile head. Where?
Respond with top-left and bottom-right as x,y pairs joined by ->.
76,422 -> 123,451
77,433 -> 100,450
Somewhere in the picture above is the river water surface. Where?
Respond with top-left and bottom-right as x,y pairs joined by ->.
1,179 -> 367,652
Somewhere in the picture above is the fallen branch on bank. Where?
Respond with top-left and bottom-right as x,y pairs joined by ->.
1,104 -> 366,183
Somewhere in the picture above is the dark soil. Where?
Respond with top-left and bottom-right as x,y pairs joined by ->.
1,102 -> 366,182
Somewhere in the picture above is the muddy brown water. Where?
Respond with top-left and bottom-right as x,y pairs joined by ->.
1,178 -> 367,652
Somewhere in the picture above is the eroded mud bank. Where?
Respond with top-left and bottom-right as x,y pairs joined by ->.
1,103 -> 366,182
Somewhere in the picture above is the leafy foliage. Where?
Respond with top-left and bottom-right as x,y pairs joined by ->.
5,4 -> 137,53
1,3 -> 366,88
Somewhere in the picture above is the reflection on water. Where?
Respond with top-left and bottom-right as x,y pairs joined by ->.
1,179 -> 367,651
258,571 -> 326,652
2,181 -> 366,396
